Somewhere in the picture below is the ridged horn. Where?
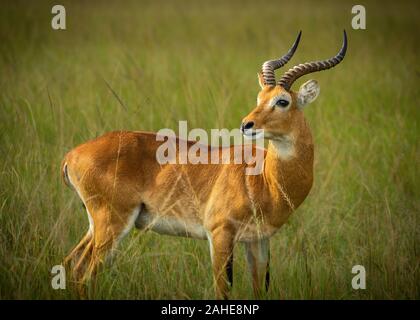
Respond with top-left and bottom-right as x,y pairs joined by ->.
278,30 -> 347,90
261,31 -> 302,86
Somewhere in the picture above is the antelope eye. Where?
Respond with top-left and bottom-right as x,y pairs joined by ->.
275,99 -> 289,107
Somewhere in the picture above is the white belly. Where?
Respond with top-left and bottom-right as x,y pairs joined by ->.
135,212 -> 207,240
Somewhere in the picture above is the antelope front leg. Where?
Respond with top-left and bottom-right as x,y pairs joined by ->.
208,225 -> 235,299
244,238 -> 270,298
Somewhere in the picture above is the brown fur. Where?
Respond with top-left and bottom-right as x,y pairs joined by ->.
62,83 -> 314,299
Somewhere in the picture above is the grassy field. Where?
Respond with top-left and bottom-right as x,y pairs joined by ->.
0,0 -> 418,299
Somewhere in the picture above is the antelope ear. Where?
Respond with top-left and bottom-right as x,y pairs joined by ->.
297,80 -> 320,108
257,72 -> 265,89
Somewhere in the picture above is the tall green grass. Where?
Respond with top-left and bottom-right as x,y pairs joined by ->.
0,0 -> 418,299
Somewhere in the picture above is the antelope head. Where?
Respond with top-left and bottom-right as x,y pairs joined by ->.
241,31 -> 347,149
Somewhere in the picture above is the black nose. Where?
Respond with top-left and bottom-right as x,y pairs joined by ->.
241,121 -> 254,130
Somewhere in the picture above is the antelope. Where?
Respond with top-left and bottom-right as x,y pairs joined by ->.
62,30 -> 347,299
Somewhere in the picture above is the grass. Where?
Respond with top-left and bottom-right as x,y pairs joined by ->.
0,0 -> 418,299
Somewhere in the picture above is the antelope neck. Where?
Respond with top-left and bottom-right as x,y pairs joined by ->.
263,125 -> 314,201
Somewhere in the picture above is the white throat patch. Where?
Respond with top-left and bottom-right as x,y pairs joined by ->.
270,136 -> 295,160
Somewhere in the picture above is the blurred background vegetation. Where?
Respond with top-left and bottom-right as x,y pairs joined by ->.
0,0 -> 418,299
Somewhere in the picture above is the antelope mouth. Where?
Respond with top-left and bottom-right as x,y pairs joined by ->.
242,129 -> 265,140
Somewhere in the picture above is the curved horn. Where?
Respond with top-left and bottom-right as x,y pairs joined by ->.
278,30 -> 347,90
261,31 -> 302,86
